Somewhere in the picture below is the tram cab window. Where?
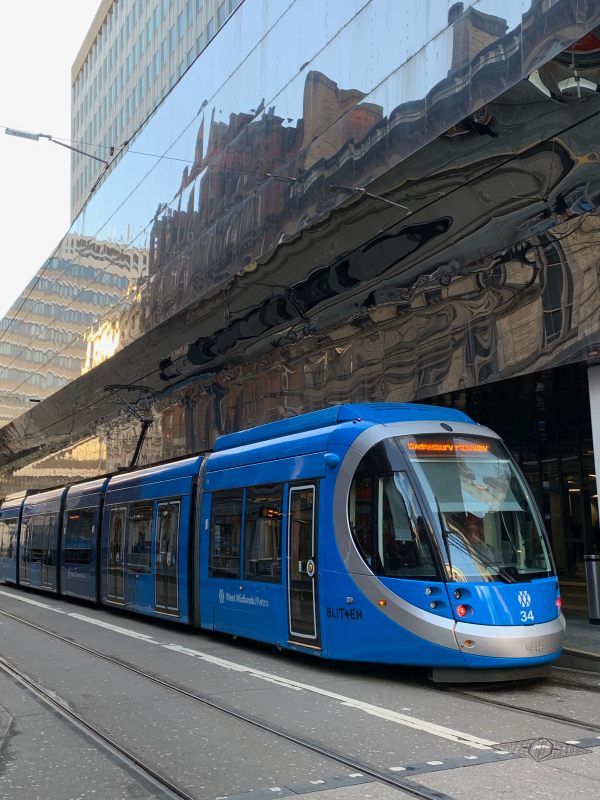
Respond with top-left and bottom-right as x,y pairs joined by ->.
244,484 -> 283,583
127,502 -> 153,573
349,470 -> 437,580
399,434 -> 553,582
209,490 -> 243,578
64,509 -> 95,565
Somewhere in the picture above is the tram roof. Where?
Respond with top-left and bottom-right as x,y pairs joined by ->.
213,403 -> 474,452
106,454 -> 204,491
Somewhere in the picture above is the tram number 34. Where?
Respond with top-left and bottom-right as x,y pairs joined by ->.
520,610 -> 535,623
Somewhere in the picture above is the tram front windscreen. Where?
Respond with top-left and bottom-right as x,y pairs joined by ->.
398,435 -> 554,582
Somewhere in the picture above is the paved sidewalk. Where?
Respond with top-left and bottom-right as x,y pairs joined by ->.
561,609 -> 600,671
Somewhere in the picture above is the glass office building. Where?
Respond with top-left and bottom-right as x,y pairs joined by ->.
1,0 -> 600,600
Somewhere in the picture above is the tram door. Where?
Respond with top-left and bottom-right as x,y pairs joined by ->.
154,501 -> 179,614
107,507 -> 126,602
287,486 -> 320,645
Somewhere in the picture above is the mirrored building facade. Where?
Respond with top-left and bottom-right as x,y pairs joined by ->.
2,0 -> 600,596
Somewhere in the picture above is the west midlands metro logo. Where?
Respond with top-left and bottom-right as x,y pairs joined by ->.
218,588 -> 225,604
518,590 -> 532,608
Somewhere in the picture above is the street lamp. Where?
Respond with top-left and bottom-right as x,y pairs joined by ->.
5,127 -> 109,165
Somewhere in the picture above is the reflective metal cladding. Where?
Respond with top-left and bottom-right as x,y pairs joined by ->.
1,0 -> 600,489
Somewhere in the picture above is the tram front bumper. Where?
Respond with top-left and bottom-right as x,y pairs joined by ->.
452,613 -> 566,660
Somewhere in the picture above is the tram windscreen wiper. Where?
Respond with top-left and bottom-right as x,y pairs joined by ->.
448,535 -> 518,583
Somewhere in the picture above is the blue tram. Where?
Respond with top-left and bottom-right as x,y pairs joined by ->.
0,404 -> 565,679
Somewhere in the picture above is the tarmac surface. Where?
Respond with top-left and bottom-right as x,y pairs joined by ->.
0,588 -> 599,800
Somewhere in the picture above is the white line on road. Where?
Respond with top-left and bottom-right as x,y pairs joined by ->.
0,589 -> 65,613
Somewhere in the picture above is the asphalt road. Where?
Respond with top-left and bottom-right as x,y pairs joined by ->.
1,586 -> 600,800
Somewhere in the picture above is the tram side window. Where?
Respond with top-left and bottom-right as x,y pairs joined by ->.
349,473 -> 437,579
64,510 -> 95,565
156,501 -> 180,568
209,490 -> 242,578
127,502 -> 153,573
44,513 -> 57,566
0,517 -> 17,559
20,518 -> 32,562
244,484 -> 283,582
29,514 -> 46,563
349,478 -> 375,566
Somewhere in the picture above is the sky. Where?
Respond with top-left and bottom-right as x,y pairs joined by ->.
0,1 -> 100,321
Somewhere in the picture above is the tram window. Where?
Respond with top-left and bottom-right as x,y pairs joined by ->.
127,502 -> 153,573
20,518 -> 31,562
349,472 -> 437,579
244,484 -> 283,582
349,478 -> 375,566
209,490 -> 242,578
156,501 -> 180,567
0,517 -> 17,559
64,509 -> 95,565
44,514 -> 57,566
29,514 -> 46,563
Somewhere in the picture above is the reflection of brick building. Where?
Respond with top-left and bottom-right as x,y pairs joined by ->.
300,72 -> 380,170
449,2 -> 508,71
148,70 -> 383,285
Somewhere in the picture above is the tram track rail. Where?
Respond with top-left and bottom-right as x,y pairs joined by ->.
0,607 -> 453,800
0,653 -> 196,800
443,678 -> 600,735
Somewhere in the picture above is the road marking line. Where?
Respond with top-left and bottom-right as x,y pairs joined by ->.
67,613 -> 161,643
0,589 -> 65,613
